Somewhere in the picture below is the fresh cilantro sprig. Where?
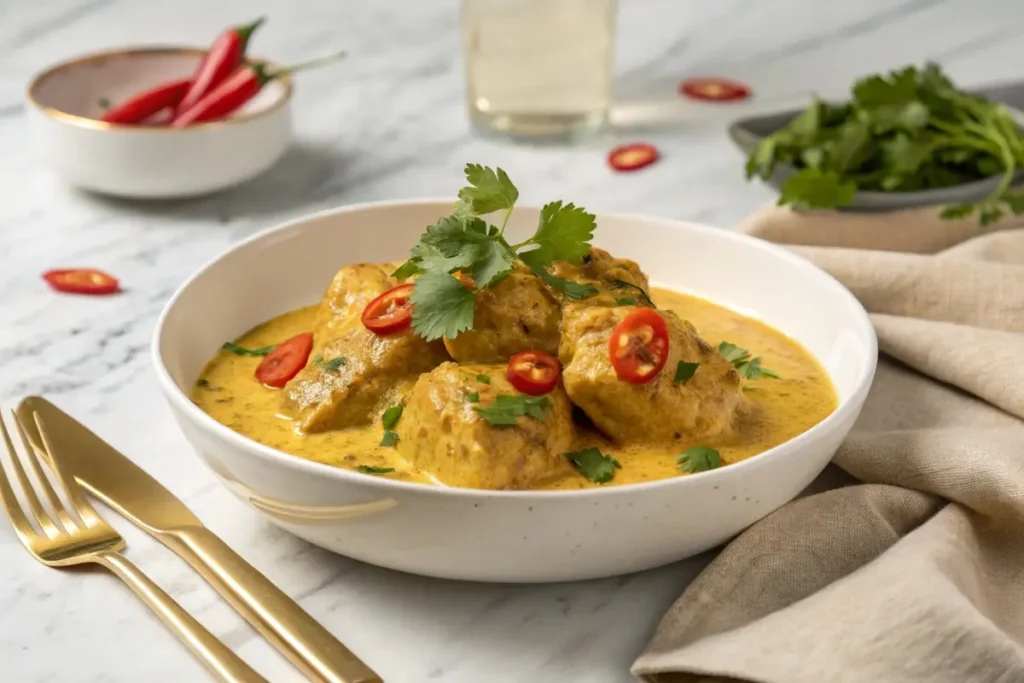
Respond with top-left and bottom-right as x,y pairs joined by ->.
718,342 -> 780,380
396,165 -> 599,341
677,446 -> 721,474
566,447 -> 621,484
473,394 -> 551,426
745,62 -> 1024,225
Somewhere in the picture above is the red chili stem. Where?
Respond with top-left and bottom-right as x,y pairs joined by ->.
174,16 -> 266,117
100,79 -> 191,124
170,50 -> 347,127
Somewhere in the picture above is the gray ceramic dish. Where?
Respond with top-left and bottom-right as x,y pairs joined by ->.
728,80 -> 1024,212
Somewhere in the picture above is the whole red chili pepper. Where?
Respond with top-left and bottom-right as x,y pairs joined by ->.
170,51 -> 346,127
173,16 -> 266,118
100,78 -> 191,124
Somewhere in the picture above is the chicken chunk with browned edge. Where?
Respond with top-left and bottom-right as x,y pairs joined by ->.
284,263 -> 448,433
443,269 -> 561,363
396,362 -> 575,489
559,305 -> 744,443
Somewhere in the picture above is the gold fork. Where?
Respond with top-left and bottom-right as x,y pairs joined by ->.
0,410 -> 267,683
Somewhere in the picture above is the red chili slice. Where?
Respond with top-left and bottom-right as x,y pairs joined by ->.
608,308 -> 670,384
679,77 -> 751,102
608,144 -> 659,172
506,351 -> 561,396
42,269 -> 120,295
255,332 -> 313,388
361,283 -> 415,335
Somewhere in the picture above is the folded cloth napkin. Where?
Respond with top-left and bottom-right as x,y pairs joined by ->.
632,204 -> 1024,683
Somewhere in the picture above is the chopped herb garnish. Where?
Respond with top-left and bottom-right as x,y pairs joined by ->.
476,374 -> 491,384
398,165 -> 598,341
674,361 -> 700,385
381,405 -> 403,429
312,354 -> 323,364
615,297 -> 636,306
677,446 -> 722,474
319,357 -> 347,372
221,342 -> 276,356
743,386 -> 757,392
473,394 -> 551,426
380,430 -> 399,448
566,447 -> 621,484
357,465 -> 395,474
195,379 -> 211,388
611,280 -> 656,308
718,341 -> 779,380
466,391 -> 480,403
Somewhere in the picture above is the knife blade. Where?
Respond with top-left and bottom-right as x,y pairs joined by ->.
17,396 -> 382,683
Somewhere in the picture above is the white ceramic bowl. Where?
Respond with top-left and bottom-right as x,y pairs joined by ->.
26,46 -> 292,199
153,200 -> 877,583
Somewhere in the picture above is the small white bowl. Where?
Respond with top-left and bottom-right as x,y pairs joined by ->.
26,46 -> 292,199
153,200 -> 877,583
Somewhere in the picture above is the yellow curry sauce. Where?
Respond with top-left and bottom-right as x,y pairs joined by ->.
193,288 -> 837,490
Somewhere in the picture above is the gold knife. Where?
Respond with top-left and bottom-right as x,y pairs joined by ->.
17,396 -> 382,683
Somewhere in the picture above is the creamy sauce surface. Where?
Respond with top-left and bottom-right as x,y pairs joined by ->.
193,289 -> 837,489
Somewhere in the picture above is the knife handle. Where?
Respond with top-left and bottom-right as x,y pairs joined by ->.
165,527 -> 382,683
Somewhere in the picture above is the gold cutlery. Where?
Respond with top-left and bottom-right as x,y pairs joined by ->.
16,396 -> 382,683
0,410 -> 267,683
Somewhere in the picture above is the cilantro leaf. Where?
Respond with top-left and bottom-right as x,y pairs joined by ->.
391,260 -> 422,280
381,405 -> 403,430
410,270 -> 476,341
615,297 -> 636,306
458,164 -> 519,215
674,361 -> 700,384
318,357 -> 347,372
718,341 -> 779,380
677,446 -> 721,474
221,342 -> 276,356
778,169 -> 857,210
566,447 -> 621,484
520,252 -> 598,300
717,342 -> 751,365
476,374 -> 491,384
380,431 -> 399,448
466,391 -> 480,403
473,394 -> 551,426
738,357 -> 780,380
518,201 -> 596,266
610,279 -> 656,308
358,465 -> 394,474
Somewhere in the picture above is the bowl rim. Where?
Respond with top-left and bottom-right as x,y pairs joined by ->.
152,198 -> 878,500
25,45 -> 293,133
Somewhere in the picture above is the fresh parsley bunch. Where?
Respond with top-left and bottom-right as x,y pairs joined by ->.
394,164 -> 599,341
746,63 -> 1024,225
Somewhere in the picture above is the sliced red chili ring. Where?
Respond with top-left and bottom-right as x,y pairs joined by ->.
361,283 -> 415,335
608,308 -> 670,384
506,351 -> 561,396
608,144 -> 660,172
679,77 -> 751,102
255,332 -> 313,388
42,269 -> 120,295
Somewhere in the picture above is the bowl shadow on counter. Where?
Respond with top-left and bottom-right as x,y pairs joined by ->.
72,142 -> 344,223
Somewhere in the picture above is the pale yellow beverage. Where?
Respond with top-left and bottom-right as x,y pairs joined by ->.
461,0 -> 617,140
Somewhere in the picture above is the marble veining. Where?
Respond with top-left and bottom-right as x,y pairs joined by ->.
2,0 -> 1023,680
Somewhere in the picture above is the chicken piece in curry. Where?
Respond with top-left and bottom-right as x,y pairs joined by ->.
193,165 -> 836,490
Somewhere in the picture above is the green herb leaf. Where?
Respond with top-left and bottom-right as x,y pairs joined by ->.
381,405 -> 403,430
466,391 -> 480,403
718,342 -> 751,365
778,169 -> 857,210
610,279 -> 656,308
520,251 -> 598,300
409,270 -> 477,341
221,342 -> 276,357
380,431 -> 399,448
677,446 -> 721,474
357,465 -> 395,474
674,361 -> 700,385
566,447 -> 621,484
458,164 -> 519,215
517,201 -> 596,266
391,260 -> 423,280
473,394 -> 551,426
615,297 -> 636,306
319,357 -> 347,372
476,374 -> 491,384
312,354 -> 323,364
718,341 -> 779,380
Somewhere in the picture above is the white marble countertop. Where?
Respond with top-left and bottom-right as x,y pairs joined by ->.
2,0 -> 1023,681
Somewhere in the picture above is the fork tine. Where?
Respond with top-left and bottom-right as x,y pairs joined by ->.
0,414 -> 61,538
11,413 -> 78,533
31,410 -> 98,523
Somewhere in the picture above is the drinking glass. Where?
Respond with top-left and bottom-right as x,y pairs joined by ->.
461,0 -> 618,142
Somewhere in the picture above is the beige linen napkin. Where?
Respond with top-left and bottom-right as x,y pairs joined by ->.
632,204 -> 1024,683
